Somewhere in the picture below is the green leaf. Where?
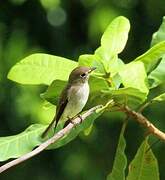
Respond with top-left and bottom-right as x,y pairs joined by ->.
41,80 -> 66,105
78,53 -> 125,78
83,124 -> 93,136
89,76 -> 109,93
148,56 -> 165,88
78,16 -> 128,75
107,122 -> 127,180
152,93 -> 165,102
84,76 -> 110,106
110,87 -> 147,108
108,57 -> 125,75
127,138 -> 159,180
78,54 -> 106,75
119,62 -> 149,94
8,53 -> 77,85
0,124 -> 45,161
100,16 -> 130,61
134,41 -> 165,73
48,106 -> 104,149
151,16 -> 165,46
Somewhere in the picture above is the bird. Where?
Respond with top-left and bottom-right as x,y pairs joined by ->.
42,66 -> 96,138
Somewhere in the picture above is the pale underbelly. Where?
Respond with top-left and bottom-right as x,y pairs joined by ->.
60,84 -> 89,122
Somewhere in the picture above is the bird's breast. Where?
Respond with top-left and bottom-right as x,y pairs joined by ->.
61,82 -> 89,120
69,82 -> 89,107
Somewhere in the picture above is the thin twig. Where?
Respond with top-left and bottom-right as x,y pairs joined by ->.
120,105 -> 165,142
138,101 -> 152,113
0,105 -> 102,174
145,139 -> 160,153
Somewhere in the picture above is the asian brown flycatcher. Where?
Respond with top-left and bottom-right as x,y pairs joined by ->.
42,66 -> 96,138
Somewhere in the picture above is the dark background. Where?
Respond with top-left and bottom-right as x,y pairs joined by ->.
0,0 -> 165,179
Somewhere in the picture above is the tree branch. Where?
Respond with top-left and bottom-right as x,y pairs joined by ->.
1,103 -> 165,174
0,105 -> 102,174
120,105 -> 165,141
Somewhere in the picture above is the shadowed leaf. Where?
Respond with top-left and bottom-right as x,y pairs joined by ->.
107,122 -> 127,180
127,138 -> 159,180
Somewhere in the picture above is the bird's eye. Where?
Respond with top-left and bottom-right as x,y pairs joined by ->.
80,73 -> 86,78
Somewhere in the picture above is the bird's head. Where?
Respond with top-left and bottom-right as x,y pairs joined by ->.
68,66 -> 96,84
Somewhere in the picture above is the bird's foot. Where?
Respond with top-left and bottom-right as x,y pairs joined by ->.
77,114 -> 83,123
64,115 -> 83,127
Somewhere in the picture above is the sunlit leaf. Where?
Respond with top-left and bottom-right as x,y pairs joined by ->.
151,16 -> 165,46
127,138 -> 159,180
152,93 -> 165,102
78,54 -> 106,75
119,62 -> 149,94
107,122 -> 127,180
78,53 -> 125,81
148,56 -> 165,88
8,53 -> 77,85
79,17 -> 128,75
100,16 -> 130,61
134,41 -> 165,73
108,57 -> 125,75
0,124 -> 45,161
83,124 -> 93,136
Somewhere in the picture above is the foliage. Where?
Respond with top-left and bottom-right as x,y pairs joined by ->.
0,124 -> 45,161
1,15 -> 165,179
107,122 -> 127,180
127,138 -> 159,180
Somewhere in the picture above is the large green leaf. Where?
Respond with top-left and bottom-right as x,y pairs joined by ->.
78,54 -> 106,75
107,122 -> 127,180
0,124 -> 46,161
151,16 -> 165,46
8,53 -> 77,85
119,62 -> 149,94
134,41 -> 165,73
148,56 -> 165,88
100,16 -> 130,61
79,16 -> 128,75
127,139 -> 159,180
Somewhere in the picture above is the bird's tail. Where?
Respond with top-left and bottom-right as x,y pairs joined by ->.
41,117 -> 58,138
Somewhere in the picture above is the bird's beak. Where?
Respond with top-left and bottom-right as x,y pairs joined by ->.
88,67 -> 96,73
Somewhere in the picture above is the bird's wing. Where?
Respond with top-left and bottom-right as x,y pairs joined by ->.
54,86 -> 69,127
41,85 -> 70,138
